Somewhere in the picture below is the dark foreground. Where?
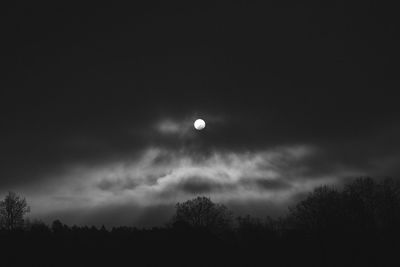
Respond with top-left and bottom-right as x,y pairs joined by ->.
1,225 -> 399,267
2,177 -> 400,266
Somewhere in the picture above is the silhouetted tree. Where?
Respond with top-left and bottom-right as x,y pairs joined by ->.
236,215 -> 264,232
26,219 -> 50,234
378,178 -> 400,228
343,177 -> 400,230
51,219 -> 69,233
287,177 -> 400,236
0,191 -> 30,230
288,185 -> 346,232
100,225 -> 107,233
236,215 -> 276,242
172,196 -> 233,232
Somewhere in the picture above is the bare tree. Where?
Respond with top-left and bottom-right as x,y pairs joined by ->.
288,177 -> 400,233
343,177 -> 400,229
288,186 -> 345,232
172,196 -> 232,232
0,191 -> 30,230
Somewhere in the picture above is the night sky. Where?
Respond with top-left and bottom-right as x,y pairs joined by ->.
1,2 -> 400,227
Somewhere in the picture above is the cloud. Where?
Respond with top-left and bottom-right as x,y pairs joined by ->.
14,143 -> 366,226
154,116 -> 203,138
156,119 -> 183,135
175,176 -> 225,194
242,178 -> 293,191
154,114 -> 226,140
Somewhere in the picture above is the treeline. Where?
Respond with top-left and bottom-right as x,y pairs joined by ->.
1,177 -> 400,266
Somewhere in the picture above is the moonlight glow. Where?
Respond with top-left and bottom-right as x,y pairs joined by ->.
194,119 -> 206,130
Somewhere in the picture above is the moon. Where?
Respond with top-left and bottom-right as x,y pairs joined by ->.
194,119 -> 206,130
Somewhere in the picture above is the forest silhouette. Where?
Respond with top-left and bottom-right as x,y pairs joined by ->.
1,177 -> 400,266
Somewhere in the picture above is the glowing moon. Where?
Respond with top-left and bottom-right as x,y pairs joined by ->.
194,119 -> 206,130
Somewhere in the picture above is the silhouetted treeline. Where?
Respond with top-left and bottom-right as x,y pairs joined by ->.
1,177 -> 400,266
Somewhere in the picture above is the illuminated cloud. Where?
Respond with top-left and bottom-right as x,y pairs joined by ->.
157,120 -> 182,134
20,144 -> 364,226
154,115 -> 225,139
155,118 -> 195,138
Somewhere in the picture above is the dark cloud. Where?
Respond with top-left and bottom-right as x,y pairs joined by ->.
97,178 -> 139,192
177,177 -> 223,194
245,178 -> 293,191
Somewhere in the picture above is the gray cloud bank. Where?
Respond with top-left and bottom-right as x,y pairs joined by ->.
16,143 -> 360,227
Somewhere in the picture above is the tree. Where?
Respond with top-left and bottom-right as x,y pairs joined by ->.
236,215 -> 275,242
51,219 -> 69,233
172,196 -> 232,232
343,177 -> 400,230
0,191 -> 30,230
26,219 -> 50,234
288,177 -> 400,233
288,186 -> 345,232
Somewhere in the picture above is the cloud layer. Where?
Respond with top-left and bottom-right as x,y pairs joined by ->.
16,141 -> 364,227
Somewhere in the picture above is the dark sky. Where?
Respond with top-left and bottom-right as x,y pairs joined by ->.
1,2 -> 400,227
